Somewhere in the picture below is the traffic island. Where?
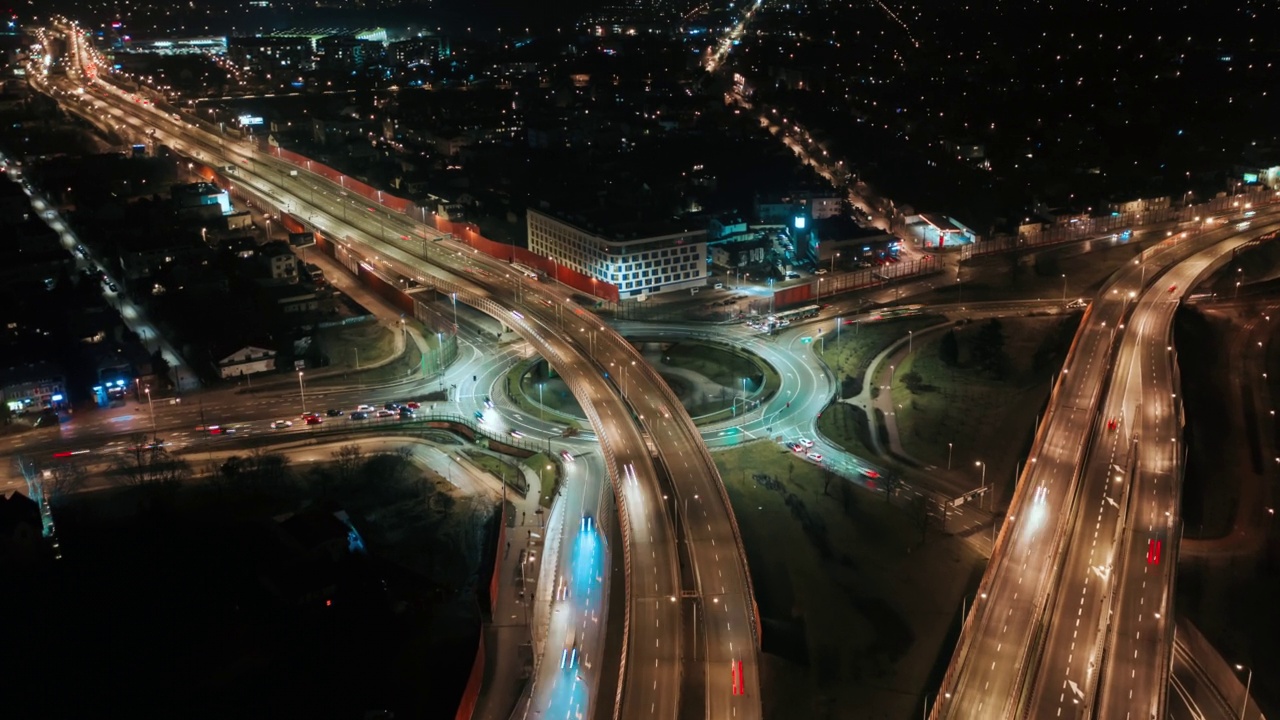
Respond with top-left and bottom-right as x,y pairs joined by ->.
507,338 -> 782,427
712,442 -> 986,720
886,315 -> 1079,495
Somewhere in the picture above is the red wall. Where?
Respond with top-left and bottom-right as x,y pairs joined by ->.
454,638 -> 485,720
280,212 -> 306,234
357,263 -> 416,315
264,147 -> 621,303
773,284 -> 814,310
489,504 -> 505,616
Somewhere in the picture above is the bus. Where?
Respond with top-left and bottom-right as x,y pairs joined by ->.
866,304 -> 923,321
769,304 -> 821,326
511,262 -> 543,281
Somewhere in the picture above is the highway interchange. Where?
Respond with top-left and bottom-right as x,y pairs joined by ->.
15,18 -> 1280,720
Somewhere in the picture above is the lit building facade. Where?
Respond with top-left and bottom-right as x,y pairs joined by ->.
527,209 -> 707,298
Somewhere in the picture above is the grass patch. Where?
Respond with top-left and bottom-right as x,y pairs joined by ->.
311,325 -> 423,388
524,451 -> 561,507
660,340 -> 772,390
888,316 -> 1074,496
654,339 -> 781,424
816,403 -> 877,459
912,239 -> 1153,307
713,443 -> 985,719
317,320 -> 398,371
506,359 -> 586,424
819,316 -> 942,397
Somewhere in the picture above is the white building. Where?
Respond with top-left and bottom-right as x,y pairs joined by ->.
218,346 -> 277,379
527,208 -> 708,299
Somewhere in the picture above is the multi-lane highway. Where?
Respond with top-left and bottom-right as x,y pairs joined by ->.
43,21 -> 764,720
1091,227 -> 1270,720
934,207 -> 1280,719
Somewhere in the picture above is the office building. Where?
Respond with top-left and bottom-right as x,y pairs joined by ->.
527,208 -> 707,299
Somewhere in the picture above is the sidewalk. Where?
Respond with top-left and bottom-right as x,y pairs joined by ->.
842,320 -> 952,463
472,457 -> 547,720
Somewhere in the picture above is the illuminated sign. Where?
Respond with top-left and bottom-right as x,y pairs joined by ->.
238,115 -> 264,126
793,216 -> 806,230
1243,173 -> 1259,184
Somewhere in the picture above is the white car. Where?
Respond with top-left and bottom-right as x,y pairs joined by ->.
271,420 -> 292,429
356,404 -> 375,412
510,430 -> 525,439
807,452 -> 824,463
560,450 -> 575,463
798,438 -> 814,448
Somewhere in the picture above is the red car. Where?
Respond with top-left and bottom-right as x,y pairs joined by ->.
1168,284 -> 1177,293
306,416 -> 323,425
1107,418 -> 1117,431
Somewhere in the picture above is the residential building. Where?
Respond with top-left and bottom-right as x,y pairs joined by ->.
0,362 -> 66,414
256,242 -> 299,284
227,36 -> 314,73
527,208 -> 707,299
218,345 -> 277,378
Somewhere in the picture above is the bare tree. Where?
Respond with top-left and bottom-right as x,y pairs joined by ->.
332,444 -> 364,483
112,432 -> 192,488
45,458 -> 89,506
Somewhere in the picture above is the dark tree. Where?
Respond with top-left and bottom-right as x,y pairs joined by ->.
151,349 -> 172,387
939,328 -> 960,367
972,319 -> 1009,378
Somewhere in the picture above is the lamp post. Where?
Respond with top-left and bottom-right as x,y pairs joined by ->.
1061,274 -> 1068,302
538,382 -> 544,421
948,442 -> 953,470
976,460 -> 987,508
961,592 -> 986,626
1235,664 -> 1253,720
144,386 -> 156,439
908,329 -> 913,354
451,292 -> 458,328
297,371 -> 306,415
831,251 -> 839,272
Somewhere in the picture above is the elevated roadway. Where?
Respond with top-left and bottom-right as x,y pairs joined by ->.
44,21 -> 761,720
934,206 -> 1280,719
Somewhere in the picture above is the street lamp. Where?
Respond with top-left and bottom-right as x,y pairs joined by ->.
1234,664 -> 1253,720
975,460 -> 987,508
144,386 -> 156,439
1061,274 -> 1068,302
297,371 -> 306,415
451,292 -> 458,328
908,329 -> 913,354
538,382 -> 545,421
948,442 -> 953,470
831,251 -> 840,272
